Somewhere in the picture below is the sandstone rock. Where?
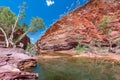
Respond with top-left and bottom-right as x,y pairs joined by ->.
0,48 -> 38,79
18,59 -> 37,71
0,72 -> 38,80
37,0 -> 120,51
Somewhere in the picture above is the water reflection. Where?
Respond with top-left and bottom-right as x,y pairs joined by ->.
37,57 -> 120,80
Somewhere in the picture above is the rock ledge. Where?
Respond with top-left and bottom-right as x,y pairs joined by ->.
0,48 -> 38,80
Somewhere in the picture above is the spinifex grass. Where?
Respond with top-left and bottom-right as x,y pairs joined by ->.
38,57 -> 120,80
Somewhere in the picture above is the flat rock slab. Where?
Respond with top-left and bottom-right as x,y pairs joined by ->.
0,48 -> 38,79
0,72 -> 38,80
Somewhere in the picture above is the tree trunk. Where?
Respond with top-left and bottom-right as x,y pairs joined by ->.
15,30 -> 29,45
9,12 -> 20,48
0,27 -> 9,47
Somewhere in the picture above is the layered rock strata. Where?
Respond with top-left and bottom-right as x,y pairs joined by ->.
37,0 -> 120,51
0,48 -> 38,80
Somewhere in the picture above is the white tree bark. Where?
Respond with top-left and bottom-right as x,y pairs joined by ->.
15,30 -> 29,45
0,27 -> 9,47
9,11 -> 20,47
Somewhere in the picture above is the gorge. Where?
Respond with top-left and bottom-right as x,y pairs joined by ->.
0,0 -> 120,80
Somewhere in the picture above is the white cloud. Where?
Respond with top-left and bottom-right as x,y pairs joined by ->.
46,0 -> 55,6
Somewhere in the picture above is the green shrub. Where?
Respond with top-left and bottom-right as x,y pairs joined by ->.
98,15 -> 116,50
26,43 -> 34,52
75,44 -> 88,54
99,15 -> 112,34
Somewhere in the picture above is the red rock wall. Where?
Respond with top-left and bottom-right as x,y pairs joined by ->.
37,0 -> 120,50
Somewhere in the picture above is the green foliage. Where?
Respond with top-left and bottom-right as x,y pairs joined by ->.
99,16 -> 111,28
0,2 -> 45,47
0,7 -> 16,34
29,17 -> 45,32
26,43 -> 34,52
15,17 -> 45,44
75,44 -> 88,54
0,7 -> 16,24
98,15 -> 112,34
18,2 -> 27,20
98,15 -> 117,51
0,5 -> 27,35
20,23 -> 29,32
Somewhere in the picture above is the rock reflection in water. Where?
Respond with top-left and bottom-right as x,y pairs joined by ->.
37,57 -> 120,80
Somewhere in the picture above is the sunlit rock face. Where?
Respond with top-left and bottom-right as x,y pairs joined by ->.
37,0 -> 120,51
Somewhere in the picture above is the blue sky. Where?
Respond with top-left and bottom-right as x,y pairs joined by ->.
0,0 -> 88,43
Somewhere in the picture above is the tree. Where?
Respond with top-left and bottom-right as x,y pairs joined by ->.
15,17 -> 45,46
0,2 -> 45,48
0,7 -> 16,47
0,2 -> 27,47
98,15 -> 115,52
9,2 -> 27,47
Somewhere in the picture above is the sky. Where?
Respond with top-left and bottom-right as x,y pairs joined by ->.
0,0 -> 88,43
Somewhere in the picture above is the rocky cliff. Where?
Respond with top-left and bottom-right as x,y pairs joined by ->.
37,0 -> 120,51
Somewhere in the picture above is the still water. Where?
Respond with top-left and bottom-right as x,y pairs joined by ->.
34,57 -> 120,80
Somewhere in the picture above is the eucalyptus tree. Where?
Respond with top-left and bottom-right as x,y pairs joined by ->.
0,2 -> 45,48
9,2 -> 27,47
0,2 -> 26,47
14,17 -> 45,47
0,7 -> 17,47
